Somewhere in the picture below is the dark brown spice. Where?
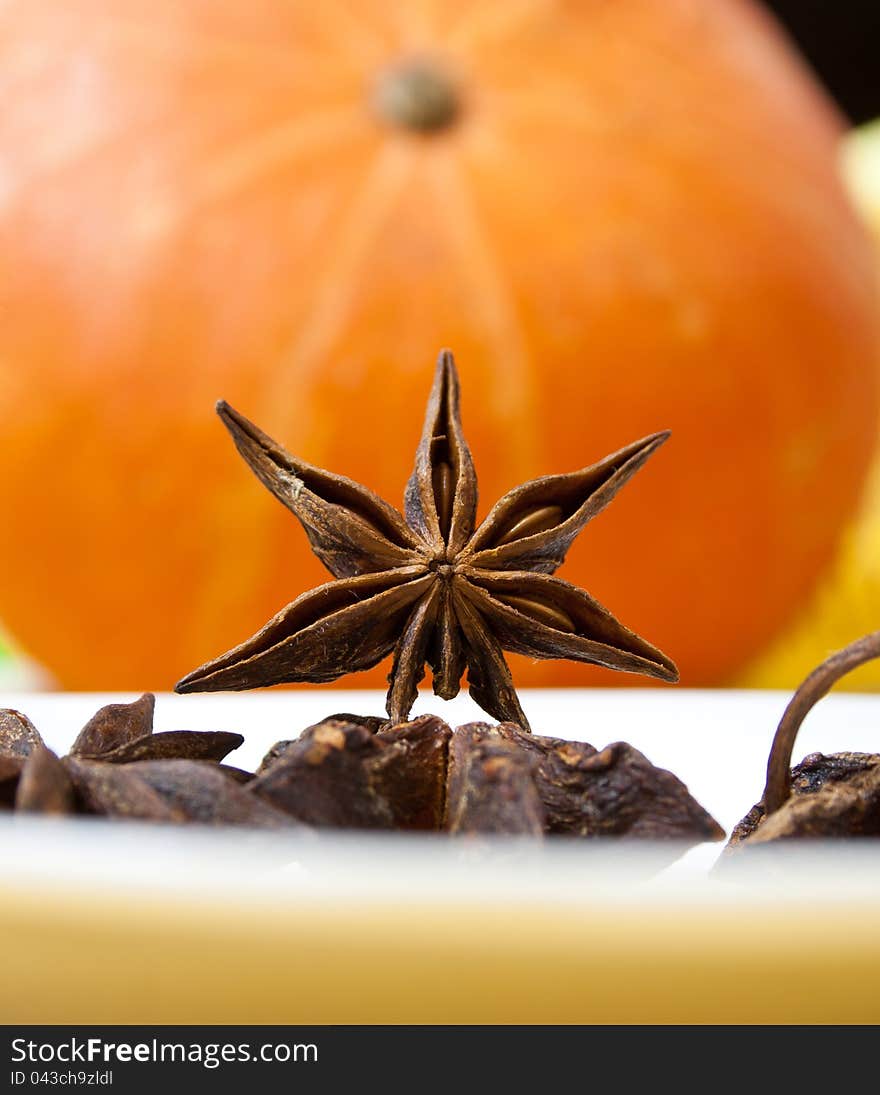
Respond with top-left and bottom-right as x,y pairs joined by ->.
3,695 -> 722,852
218,764 -> 256,785
0,755 -> 23,807
123,760 -> 297,828
248,713 -> 721,847
727,753 -> 880,847
64,757 -> 189,822
88,729 -> 244,765
249,715 -> 452,830
15,747 -> 75,815
326,713 -> 389,734
449,722 -> 722,843
724,631 -> 880,854
175,350 -> 677,730
69,692 -> 156,757
249,719 -> 398,829
69,693 -> 243,764
0,693 -> 250,825
0,709 -> 43,758
255,712 -> 388,775
444,725 -> 544,835
255,740 -> 297,776
372,715 -> 452,829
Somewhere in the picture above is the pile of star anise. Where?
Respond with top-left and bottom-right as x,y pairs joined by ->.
0,694 -> 725,852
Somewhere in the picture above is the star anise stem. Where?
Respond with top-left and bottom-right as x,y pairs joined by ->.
763,630 -> 880,814
176,350 -> 677,729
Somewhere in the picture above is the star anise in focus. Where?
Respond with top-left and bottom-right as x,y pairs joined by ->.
176,351 -> 677,730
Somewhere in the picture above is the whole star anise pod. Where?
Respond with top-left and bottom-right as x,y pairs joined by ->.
176,351 -> 677,729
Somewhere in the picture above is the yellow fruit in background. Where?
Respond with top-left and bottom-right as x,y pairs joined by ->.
741,459 -> 880,689
843,120 -> 880,238
742,120 -> 880,690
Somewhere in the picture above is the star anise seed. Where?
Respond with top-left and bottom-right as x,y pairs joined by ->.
175,350 -> 678,730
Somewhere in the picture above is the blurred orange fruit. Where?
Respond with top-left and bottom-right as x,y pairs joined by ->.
0,0 -> 877,692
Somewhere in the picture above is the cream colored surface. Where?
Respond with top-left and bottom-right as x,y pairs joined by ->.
2,823 -> 879,1024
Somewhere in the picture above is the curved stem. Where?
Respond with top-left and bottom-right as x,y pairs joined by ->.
763,630 -> 880,815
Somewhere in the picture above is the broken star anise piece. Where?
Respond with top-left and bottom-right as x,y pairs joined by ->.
68,693 -> 243,764
449,722 -> 723,846
0,694 -> 249,824
249,714 -> 451,830
0,709 -> 43,759
69,692 -> 156,757
176,350 -> 677,729
112,760 -> 297,828
15,747 -> 75,815
723,630 -> 880,855
444,725 -> 545,836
